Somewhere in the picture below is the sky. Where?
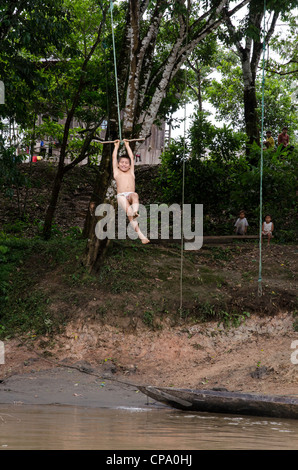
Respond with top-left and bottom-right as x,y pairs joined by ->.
170,3 -> 297,139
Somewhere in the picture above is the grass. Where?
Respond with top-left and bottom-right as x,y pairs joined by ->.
0,231 -> 85,339
3,291 -> 54,337
208,247 -> 234,262
0,225 -> 296,340
189,300 -> 251,328
0,235 -> 33,311
0,234 -> 180,337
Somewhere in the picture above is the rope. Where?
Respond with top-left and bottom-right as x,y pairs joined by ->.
180,2 -> 190,312
258,0 -> 267,297
109,0 -> 122,142
179,104 -> 186,311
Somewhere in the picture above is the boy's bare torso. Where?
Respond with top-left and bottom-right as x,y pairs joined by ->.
111,139 -> 150,244
114,169 -> 135,194
112,140 -> 136,194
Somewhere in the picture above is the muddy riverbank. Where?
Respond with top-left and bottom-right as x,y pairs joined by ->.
1,311 -> 297,408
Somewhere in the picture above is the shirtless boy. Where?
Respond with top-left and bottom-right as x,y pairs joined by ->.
113,139 -> 149,244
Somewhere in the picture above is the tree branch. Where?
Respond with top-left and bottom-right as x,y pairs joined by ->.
262,67 -> 298,76
59,9 -> 108,167
63,124 -> 101,174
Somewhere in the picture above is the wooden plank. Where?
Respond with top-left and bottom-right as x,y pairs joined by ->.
148,235 -> 258,246
203,235 -> 258,244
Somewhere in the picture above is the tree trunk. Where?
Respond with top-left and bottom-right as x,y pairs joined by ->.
243,81 -> 259,149
42,165 -> 64,240
224,6 -> 279,156
82,0 -> 251,271
84,220 -> 112,273
82,143 -> 113,239
82,130 -> 117,273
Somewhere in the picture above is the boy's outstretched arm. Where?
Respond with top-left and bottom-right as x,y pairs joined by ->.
123,139 -> 135,173
112,140 -> 120,176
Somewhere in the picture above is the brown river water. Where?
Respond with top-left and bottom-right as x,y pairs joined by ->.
0,404 -> 298,450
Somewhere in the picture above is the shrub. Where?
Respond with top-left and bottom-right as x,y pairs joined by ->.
156,121 -> 297,237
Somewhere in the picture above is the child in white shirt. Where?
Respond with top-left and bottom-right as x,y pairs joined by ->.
234,210 -> 249,235
262,214 -> 274,245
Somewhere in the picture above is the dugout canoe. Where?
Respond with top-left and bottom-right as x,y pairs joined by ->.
138,386 -> 298,420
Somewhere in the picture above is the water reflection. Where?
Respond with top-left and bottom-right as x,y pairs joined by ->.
0,405 -> 298,450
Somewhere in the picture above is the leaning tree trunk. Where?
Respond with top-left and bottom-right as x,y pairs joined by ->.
82,137 -> 115,273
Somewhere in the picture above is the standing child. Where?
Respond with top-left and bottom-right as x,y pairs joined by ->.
234,210 -> 249,235
113,139 -> 149,244
278,127 -> 290,150
263,131 -> 275,149
262,214 -> 274,246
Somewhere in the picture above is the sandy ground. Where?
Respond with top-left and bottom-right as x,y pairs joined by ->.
0,368 -> 148,408
1,311 -> 297,408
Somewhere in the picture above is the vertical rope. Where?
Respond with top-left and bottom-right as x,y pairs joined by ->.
258,0 -> 267,297
179,101 -> 187,311
109,0 -> 122,142
180,1 -> 190,312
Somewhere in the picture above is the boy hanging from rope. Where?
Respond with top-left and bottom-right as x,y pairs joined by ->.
112,139 -> 150,244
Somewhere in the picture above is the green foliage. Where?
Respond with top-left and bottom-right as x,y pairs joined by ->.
143,310 -> 155,327
204,56 -> 244,129
257,76 -> 298,138
0,0 -> 73,126
0,229 -> 85,339
0,140 -> 29,199
204,49 -> 298,137
33,118 -> 103,164
0,236 -> 33,325
192,300 -> 250,328
156,115 -> 297,237
189,111 -> 247,161
218,310 -> 250,329
2,291 -> 53,338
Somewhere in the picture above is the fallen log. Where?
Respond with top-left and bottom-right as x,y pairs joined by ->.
138,386 -> 298,420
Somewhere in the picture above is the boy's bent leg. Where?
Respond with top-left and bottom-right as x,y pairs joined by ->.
128,215 -> 150,244
117,195 -> 130,216
118,195 -> 149,244
128,192 -> 140,218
